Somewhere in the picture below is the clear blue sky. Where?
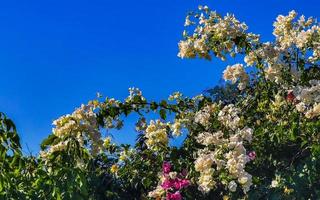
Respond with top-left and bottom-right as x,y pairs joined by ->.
0,0 -> 318,154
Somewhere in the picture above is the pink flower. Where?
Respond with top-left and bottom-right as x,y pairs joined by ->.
161,179 -> 173,189
173,178 -> 190,190
248,151 -> 256,161
172,179 -> 181,190
163,162 -> 172,174
179,179 -> 190,188
166,191 -> 182,200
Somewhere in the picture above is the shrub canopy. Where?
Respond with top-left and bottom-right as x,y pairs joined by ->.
1,5 -> 320,200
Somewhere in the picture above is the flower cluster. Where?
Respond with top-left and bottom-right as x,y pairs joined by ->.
194,149 -> 216,193
243,11 -> 320,86
273,10 -> 320,56
40,140 -> 70,159
218,104 -> 241,130
272,10 -> 320,77
178,6 -> 259,61
223,64 -> 249,90
194,104 -> 254,194
273,11 -> 299,50
292,80 -> 320,119
244,42 -> 279,66
41,104 -> 103,158
148,162 -> 190,200
225,130 -> 253,193
194,104 -> 219,127
168,92 -> 183,101
171,119 -> 183,137
145,120 -> 169,151
126,87 -> 145,102
195,129 -> 254,193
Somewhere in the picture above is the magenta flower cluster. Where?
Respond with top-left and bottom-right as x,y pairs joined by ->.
161,162 -> 190,200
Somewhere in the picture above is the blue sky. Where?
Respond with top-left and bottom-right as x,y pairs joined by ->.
0,0 -> 319,154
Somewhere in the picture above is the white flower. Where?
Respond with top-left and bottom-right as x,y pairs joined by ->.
223,64 -> 249,90
305,103 -> 320,119
148,186 -> 165,198
292,80 -> 320,118
265,64 -> 283,84
194,152 -> 214,172
169,172 -> 178,179
218,104 -> 241,130
196,131 -> 225,146
145,120 -> 168,151
171,120 -> 182,137
239,127 -> 253,143
295,102 -> 306,112
43,104 -> 103,158
178,40 -> 196,58
228,181 -> 237,192
198,168 -> 216,193
178,6 -> 257,61
244,52 -> 256,66
273,10 -> 297,50
184,15 -> 192,26
271,180 -> 279,188
195,112 -> 209,126
194,104 -> 217,127
168,92 -> 182,101
126,87 -> 144,102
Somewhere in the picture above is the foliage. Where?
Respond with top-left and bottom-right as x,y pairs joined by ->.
1,5 -> 320,200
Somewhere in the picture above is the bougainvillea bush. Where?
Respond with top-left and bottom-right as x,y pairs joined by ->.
1,5 -> 320,200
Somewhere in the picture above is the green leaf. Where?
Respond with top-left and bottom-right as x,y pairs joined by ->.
40,134 -> 58,150
150,102 -> 158,110
159,109 -> 166,120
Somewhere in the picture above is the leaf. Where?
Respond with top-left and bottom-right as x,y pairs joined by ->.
40,134 -> 58,150
159,100 -> 168,108
300,140 -> 308,148
159,109 -> 166,120
150,102 -> 158,110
